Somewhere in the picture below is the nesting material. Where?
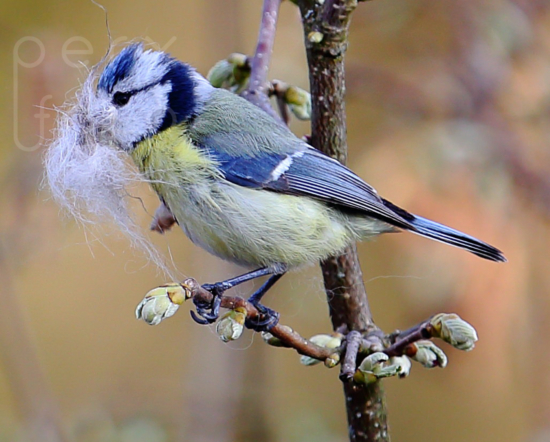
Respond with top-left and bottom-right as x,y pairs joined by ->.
44,59 -> 171,275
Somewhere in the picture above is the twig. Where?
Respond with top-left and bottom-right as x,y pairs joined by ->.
241,0 -> 284,122
340,331 -> 362,381
182,274 -> 448,366
383,321 -> 434,358
182,278 -> 335,360
268,80 -> 291,126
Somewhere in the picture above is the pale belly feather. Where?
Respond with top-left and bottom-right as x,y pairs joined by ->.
162,180 -> 355,268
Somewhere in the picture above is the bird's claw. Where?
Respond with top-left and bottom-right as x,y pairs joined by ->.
245,303 -> 280,332
189,310 -> 213,325
190,281 -> 280,332
190,285 -> 224,325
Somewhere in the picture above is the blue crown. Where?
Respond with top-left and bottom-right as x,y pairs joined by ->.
98,44 -> 143,93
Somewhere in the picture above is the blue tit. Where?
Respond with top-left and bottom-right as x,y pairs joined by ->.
95,43 -> 505,329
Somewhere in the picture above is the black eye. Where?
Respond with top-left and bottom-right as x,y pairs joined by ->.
113,91 -> 132,107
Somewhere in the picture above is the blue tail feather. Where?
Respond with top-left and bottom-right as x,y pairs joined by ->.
409,215 -> 507,262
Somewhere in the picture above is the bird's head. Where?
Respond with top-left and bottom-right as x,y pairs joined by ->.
44,43 -> 215,277
96,43 -> 212,150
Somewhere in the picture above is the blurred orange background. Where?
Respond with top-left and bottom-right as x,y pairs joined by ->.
2,0 -> 549,441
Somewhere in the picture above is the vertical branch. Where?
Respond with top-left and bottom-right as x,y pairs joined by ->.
241,0 -> 389,440
323,245 -> 374,330
241,0 -> 284,122
298,1 -> 390,441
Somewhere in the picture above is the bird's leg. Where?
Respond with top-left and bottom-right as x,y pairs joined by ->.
244,273 -> 285,332
191,266 -> 278,325
150,202 -> 177,233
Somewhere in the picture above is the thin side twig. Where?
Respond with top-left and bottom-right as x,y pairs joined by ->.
383,321 -> 435,358
182,278 -> 335,360
241,0 -> 284,122
340,330 -> 362,381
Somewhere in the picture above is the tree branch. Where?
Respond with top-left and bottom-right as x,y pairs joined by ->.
182,278 -> 336,360
177,277 -> 463,374
339,330 -> 362,381
297,1 -> 390,440
383,321 -> 434,358
241,0 -> 284,122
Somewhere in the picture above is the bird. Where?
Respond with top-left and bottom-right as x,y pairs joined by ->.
94,43 -> 505,330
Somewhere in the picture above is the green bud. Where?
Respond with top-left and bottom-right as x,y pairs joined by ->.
135,283 -> 187,325
300,356 -> 322,366
300,334 -> 343,366
207,53 -> 250,93
285,86 -> 311,121
355,352 -> 407,384
216,307 -> 247,342
310,333 -> 342,348
227,52 -> 248,67
207,60 -> 234,88
430,313 -> 478,351
355,353 -> 388,384
324,352 -> 341,369
358,352 -> 388,372
408,340 -> 448,368
261,331 -> 279,346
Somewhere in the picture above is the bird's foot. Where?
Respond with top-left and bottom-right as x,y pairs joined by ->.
189,282 -> 231,325
245,302 -> 280,332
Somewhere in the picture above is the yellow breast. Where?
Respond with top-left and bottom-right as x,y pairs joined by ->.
131,124 -> 219,200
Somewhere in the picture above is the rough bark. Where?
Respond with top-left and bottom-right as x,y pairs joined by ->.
298,1 -> 390,440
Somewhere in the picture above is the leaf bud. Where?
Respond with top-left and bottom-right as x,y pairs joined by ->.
300,334 -> 343,366
285,86 -> 312,121
135,283 -> 187,325
430,313 -> 478,351
355,352 -> 406,384
216,307 -> 248,342
406,340 -> 448,368
261,326 -> 293,347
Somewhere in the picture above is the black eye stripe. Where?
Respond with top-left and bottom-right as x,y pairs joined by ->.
112,81 -> 160,107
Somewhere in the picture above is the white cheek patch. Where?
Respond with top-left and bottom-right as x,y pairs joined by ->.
44,63 -> 174,277
116,82 -> 172,146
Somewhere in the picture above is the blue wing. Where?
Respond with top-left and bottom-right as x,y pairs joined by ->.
206,146 -> 506,262
207,146 -> 415,230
